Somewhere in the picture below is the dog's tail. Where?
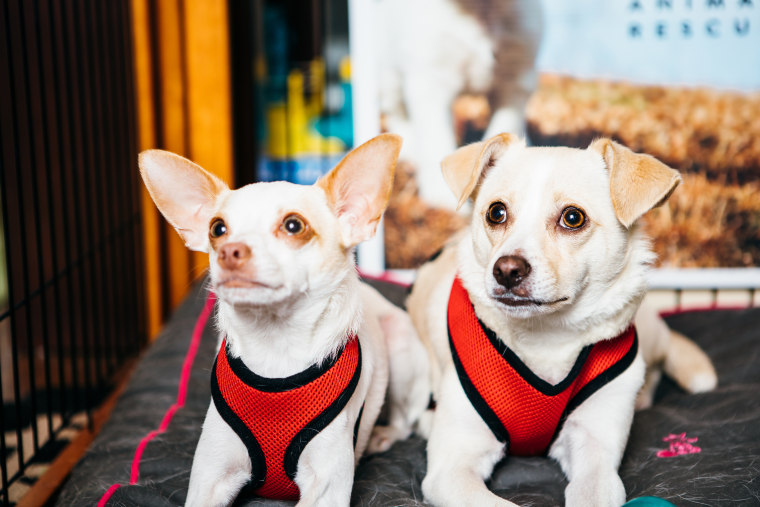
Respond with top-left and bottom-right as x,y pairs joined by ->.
663,330 -> 718,394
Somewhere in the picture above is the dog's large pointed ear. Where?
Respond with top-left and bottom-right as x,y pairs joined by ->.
317,133 -> 402,248
441,133 -> 518,210
589,138 -> 681,228
139,149 -> 230,252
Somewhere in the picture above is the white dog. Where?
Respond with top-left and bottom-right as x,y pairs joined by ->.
376,0 -> 542,208
139,134 -> 430,507
407,134 -> 717,506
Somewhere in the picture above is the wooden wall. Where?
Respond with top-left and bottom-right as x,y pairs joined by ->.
131,0 -> 233,338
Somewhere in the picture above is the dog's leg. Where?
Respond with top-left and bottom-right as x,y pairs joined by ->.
663,329 -> 718,393
402,71 -> 462,208
549,357 -> 645,507
482,0 -> 542,143
186,404 -> 251,507
633,303 -> 717,409
379,64 -> 419,163
294,414 -> 355,507
633,303 -> 670,409
422,369 -> 517,507
635,366 -> 662,410
368,308 -> 431,453
482,69 -> 537,142
483,105 -> 526,140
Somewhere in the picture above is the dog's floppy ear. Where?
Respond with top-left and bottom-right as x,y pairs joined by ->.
589,138 -> 681,228
317,133 -> 402,247
441,133 -> 517,210
139,149 -> 229,252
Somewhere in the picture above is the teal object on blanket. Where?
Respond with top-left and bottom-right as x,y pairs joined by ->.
624,497 -> 676,506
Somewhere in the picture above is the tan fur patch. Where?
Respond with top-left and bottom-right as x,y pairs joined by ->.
316,133 -> 402,247
208,216 -> 228,251
589,138 -> 681,228
138,149 -> 229,251
481,202 -> 512,249
317,133 -> 402,217
441,133 -> 517,209
273,212 -> 316,248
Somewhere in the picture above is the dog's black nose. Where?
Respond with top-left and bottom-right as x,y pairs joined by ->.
493,255 -> 531,290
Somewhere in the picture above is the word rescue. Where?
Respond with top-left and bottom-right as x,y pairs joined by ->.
628,0 -> 754,39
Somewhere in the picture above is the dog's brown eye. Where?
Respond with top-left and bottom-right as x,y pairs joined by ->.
560,207 -> 586,229
282,214 -> 306,235
210,218 -> 227,238
486,202 -> 508,225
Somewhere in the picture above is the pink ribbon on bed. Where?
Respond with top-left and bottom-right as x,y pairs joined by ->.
98,292 -> 216,506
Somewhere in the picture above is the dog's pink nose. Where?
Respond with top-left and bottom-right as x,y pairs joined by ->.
217,242 -> 252,271
493,255 -> 531,290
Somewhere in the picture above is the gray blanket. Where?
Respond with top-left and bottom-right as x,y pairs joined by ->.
57,280 -> 760,506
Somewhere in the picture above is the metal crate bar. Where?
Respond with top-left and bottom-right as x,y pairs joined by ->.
0,0 -> 144,504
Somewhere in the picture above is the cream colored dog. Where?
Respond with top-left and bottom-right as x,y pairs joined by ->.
407,134 -> 717,507
139,134 -> 430,507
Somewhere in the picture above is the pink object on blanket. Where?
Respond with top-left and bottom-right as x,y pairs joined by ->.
656,433 -> 702,458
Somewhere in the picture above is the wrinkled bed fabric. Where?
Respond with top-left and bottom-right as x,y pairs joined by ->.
56,280 -> 760,506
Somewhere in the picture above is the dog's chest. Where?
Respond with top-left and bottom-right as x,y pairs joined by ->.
211,338 -> 362,500
447,278 -> 638,455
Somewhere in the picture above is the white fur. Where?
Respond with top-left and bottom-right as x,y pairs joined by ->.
376,0 -> 542,208
139,137 -> 430,507
409,141 -> 670,506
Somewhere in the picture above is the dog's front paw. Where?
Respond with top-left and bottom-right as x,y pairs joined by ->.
422,473 -> 519,507
565,471 -> 625,507
367,425 -> 407,454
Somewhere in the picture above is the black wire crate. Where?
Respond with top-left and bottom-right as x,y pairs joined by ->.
0,0 -> 146,504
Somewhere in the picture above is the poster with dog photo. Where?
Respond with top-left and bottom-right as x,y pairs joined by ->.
350,0 -> 760,272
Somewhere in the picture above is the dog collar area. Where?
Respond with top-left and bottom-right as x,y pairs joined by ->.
211,336 -> 361,500
447,276 -> 637,456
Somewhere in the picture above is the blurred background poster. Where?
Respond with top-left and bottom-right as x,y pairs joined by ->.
345,0 -> 760,272
250,0 -> 759,272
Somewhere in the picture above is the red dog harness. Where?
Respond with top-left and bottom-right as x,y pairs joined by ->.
448,277 -> 637,456
211,337 -> 361,500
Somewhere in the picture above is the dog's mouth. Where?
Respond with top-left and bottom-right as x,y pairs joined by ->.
493,295 -> 569,307
216,277 -> 279,290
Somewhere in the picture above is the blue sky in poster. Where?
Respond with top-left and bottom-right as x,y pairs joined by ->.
536,0 -> 760,91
